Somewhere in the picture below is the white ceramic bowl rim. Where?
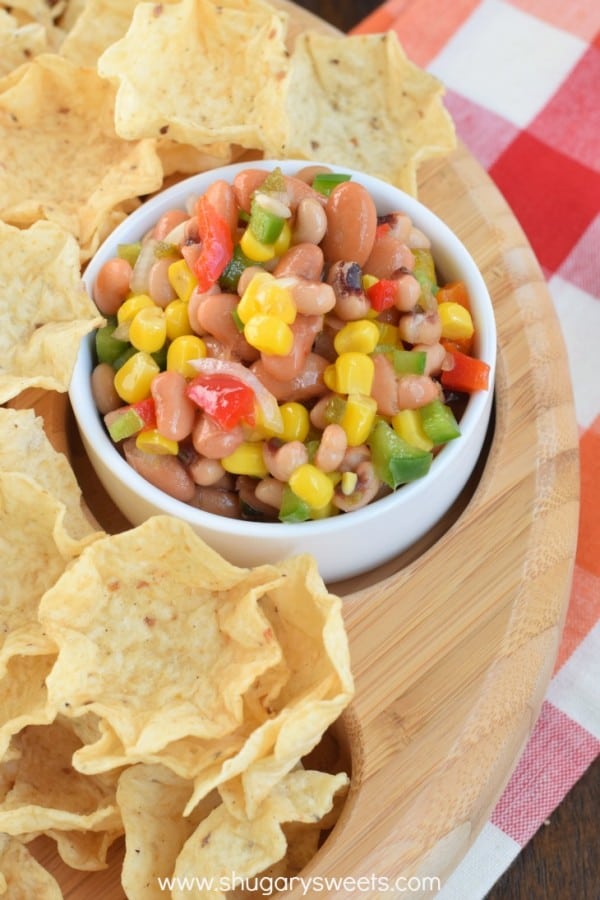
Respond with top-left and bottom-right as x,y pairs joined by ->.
70,160 -> 497,544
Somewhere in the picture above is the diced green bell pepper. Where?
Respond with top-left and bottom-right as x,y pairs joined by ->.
249,198 -> 285,244
368,420 -> 432,489
311,172 -> 352,196
386,348 -> 427,375
219,244 -> 255,292
279,485 -> 311,523
419,399 -> 461,444
95,318 -> 130,367
412,248 -> 438,308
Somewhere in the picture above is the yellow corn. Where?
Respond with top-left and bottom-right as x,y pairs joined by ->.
166,334 -> 207,378
244,314 -> 294,356
221,441 -> 268,478
334,319 -> 380,355
323,364 -> 338,392
239,228 -> 277,262
273,402 -> 310,442
334,352 -> 374,395
128,306 -> 167,353
167,258 -> 198,302
392,409 -> 434,451
237,271 -> 296,324
117,293 -> 155,324
135,429 -> 179,455
340,393 -> 378,446
362,273 -> 379,291
113,351 -> 159,404
164,298 -> 192,340
273,220 -> 292,256
437,301 -> 474,341
340,471 -> 358,496
288,463 -> 334,510
377,321 -> 400,347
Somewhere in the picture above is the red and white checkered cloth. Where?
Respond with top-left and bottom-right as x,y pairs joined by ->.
354,2 -> 600,896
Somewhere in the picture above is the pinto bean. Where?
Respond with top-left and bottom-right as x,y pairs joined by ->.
148,257 -> 177,308
314,424 -> 347,473
190,486 -> 240,518
123,438 -> 195,502
151,209 -> 188,241
188,456 -> 227,486
93,257 -> 132,316
192,414 -> 245,459
288,279 -> 335,316
255,476 -> 285,510
396,374 -> 441,410
370,353 -> 400,416
292,197 -> 328,246
237,265 -> 265,296
91,363 -> 120,415
273,244 -> 324,281
151,371 -> 196,442
196,291 -> 259,362
232,169 -> 267,213
320,182 -> 377,266
294,164 -> 332,184
260,315 -> 322,382
250,353 -> 328,402
363,234 -> 415,278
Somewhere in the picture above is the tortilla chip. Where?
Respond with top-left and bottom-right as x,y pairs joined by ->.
59,0 -> 139,67
38,517 -> 284,756
0,833 -> 63,898
0,721 -> 121,835
263,30 -> 456,195
0,9 -> 52,76
0,53 -> 163,257
98,0 -> 290,151
0,220 -> 103,402
0,408 -> 99,541
0,654 -> 56,761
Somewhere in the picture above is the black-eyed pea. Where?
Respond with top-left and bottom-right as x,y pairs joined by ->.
314,424 -> 348,473
413,341 -> 448,376
292,197 -> 328,245
262,439 -> 308,482
396,374 -> 441,410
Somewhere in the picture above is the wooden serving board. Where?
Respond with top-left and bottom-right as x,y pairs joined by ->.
18,2 -> 579,896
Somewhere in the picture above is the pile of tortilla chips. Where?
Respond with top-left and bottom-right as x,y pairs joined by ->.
0,0 -> 458,893
0,408 -> 353,896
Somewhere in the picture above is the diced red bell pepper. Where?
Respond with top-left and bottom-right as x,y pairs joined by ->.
366,279 -> 396,312
436,280 -> 471,309
186,373 -> 255,430
375,222 -> 391,239
193,196 -> 234,292
104,397 -> 156,442
441,349 -> 490,393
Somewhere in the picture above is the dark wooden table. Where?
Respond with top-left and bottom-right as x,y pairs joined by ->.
294,2 -> 599,899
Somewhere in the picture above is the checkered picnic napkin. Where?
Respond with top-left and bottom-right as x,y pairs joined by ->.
354,2 -> 600,896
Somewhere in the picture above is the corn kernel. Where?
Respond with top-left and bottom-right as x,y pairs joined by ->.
334,352 -> 374,395
288,463 -> 334,510
377,321 -> 400,347
135,429 -> 179,455
323,364 -> 338,392
164,299 -> 192,340
113,351 -> 159,403
117,293 -> 155,324
340,393 -> 378,446
362,274 -> 379,291
271,402 -> 310,442
244,314 -> 294,356
392,409 -> 434,451
438,301 -> 474,342
221,441 -> 268,478
237,271 -> 296,324
341,471 -> 358,495
273,220 -> 292,256
334,319 -> 380,355
167,258 -> 198,302
239,227 -> 277,262
128,306 -> 167,353
166,334 -> 207,378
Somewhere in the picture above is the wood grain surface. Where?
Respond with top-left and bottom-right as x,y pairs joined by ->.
15,2 -> 583,897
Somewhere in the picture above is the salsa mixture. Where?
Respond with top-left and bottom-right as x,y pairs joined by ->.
90,165 -> 490,523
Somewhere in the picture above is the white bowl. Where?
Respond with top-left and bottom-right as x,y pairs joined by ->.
70,160 -> 496,583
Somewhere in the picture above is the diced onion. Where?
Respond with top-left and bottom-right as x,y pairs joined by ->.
130,238 -> 159,295
188,358 -> 283,435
